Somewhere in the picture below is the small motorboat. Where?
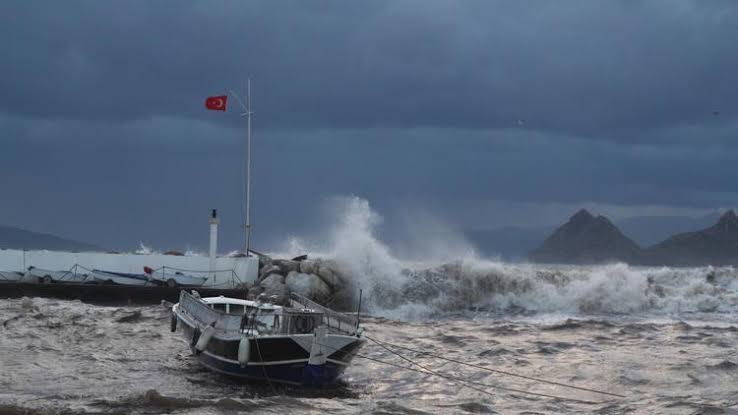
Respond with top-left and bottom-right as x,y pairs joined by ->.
144,266 -> 207,287
171,290 -> 365,385
90,269 -> 153,286
26,266 -> 91,284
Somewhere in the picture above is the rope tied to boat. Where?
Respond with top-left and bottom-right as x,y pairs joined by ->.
243,305 -> 278,395
312,339 -> 605,405
365,335 -> 625,399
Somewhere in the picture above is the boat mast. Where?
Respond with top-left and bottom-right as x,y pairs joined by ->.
245,78 -> 253,256
228,79 -> 253,256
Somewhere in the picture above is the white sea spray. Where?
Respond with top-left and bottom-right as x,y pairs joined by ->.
270,196 -> 738,319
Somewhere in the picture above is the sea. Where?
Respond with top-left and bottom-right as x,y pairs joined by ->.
2,198 -> 738,414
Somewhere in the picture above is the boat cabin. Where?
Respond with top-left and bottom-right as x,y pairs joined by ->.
201,296 -> 324,335
179,291 -> 358,337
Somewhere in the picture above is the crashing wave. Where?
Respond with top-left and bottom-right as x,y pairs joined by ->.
273,196 -> 738,318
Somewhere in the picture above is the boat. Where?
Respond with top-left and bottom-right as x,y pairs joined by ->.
25,266 -> 92,284
89,269 -> 153,286
0,270 -> 25,282
168,82 -> 364,385
144,266 -> 208,287
171,290 -> 365,385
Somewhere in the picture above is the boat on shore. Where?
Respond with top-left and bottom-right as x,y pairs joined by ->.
0,270 -> 25,282
90,269 -> 153,286
171,290 -> 365,385
26,266 -> 92,284
144,266 -> 207,288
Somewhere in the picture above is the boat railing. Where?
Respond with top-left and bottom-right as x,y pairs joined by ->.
289,293 -> 359,335
178,290 -> 242,332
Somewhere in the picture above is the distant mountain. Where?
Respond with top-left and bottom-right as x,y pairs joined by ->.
615,212 -> 720,247
0,225 -> 101,252
463,212 -> 721,260
642,210 -> 738,266
529,209 -> 642,264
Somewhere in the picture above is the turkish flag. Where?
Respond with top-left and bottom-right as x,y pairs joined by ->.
205,95 -> 227,111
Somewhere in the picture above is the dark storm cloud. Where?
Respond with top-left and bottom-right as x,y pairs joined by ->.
1,1 -> 738,251
1,1 -> 737,136
2,113 -> 735,250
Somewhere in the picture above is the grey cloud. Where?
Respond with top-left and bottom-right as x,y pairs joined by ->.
1,1 -> 737,137
2,1 -> 738,251
2,111 -> 737,251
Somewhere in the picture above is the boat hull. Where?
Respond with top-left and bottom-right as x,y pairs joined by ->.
0,271 -> 25,282
175,310 -> 363,386
151,271 -> 207,287
25,267 -> 91,284
90,270 -> 151,286
195,349 -> 346,385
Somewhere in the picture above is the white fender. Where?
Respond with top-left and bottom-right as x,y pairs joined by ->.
238,337 -> 251,367
308,326 -> 328,366
195,325 -> 216,353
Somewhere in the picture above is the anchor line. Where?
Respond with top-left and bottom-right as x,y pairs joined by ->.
247,307 -> 277,395
365,335 -> 625,399
314,341 -> 602,405
253,336 -> 277,395
363,336 -> 604,405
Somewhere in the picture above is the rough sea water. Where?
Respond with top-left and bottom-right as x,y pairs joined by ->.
2,198 -> 738,414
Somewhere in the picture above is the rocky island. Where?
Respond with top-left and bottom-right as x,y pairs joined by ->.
530,209 -> 738,266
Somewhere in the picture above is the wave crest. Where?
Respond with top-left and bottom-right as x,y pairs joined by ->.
277,196 -> 738,318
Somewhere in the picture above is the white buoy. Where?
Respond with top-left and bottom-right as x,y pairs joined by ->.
308,326 -> 328,366
195,324 -> 216,353
238,337 -> 251,367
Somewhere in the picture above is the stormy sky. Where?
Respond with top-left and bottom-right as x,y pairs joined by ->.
1,1 -> 737,252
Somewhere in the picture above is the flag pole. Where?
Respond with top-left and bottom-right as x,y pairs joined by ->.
227,80 -> 253,257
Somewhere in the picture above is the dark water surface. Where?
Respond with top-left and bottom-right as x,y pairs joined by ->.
2,297 -> 738,414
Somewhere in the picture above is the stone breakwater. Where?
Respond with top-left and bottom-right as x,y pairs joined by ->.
247,255 -> 354,309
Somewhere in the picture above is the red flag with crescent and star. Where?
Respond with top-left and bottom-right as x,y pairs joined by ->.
205,95 -> 227,111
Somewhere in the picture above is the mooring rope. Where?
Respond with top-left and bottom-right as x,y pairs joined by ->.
365,335 -> 624,398
245,307 -> 278,395
253,335 -> 278,395
315,340 -> 601,405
